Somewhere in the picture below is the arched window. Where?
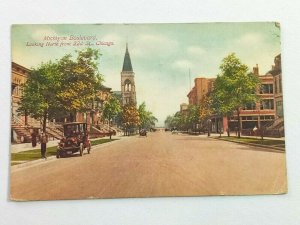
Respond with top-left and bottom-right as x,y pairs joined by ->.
124,79 -> 132,92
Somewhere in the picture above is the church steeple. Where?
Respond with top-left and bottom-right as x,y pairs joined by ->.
122,43 -> 133,72
121,43 -> 136,106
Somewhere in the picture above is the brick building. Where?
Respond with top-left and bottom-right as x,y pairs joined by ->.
187,77 -> 215,105
230,65 -> 276,132
11,62 -> 42,142
186,63 -> 277,134
267,54 -> 283,118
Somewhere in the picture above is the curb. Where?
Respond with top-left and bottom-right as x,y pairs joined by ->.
210,137 -> 285,153
11,156 -> 57,172
11,137 -> 125,171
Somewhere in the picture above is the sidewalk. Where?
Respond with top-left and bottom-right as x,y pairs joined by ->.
11,133 -> 127,171
11,140 -> 60,153
11,132 -> 126,154
209,132 -> 285,141
209,133 -> 285,152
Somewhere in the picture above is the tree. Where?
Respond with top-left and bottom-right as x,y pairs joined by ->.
186,104 -> 200,131
165,111 -> 188,131
122,103 -> 140,136
138,102 -> 158,131
18,48 -> 104,133
199,95 -> 213,133
57,48 -> 103,121
102,96 -> 121,139
212,53 -> 260,138
164,115 -> 174,129
18,61 -> 65,133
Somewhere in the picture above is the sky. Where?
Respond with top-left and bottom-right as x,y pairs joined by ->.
12,23 -> 281,126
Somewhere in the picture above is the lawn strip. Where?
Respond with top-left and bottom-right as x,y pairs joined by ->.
212,136 -> 285,151
11,138 -> 119,165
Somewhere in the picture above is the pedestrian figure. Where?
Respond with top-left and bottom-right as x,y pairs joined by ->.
31,132 -> 37,147
39,132 -> 48,159
253,126 -> 258,136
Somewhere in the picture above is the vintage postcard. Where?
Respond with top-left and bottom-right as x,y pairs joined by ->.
10,23 -> 286,201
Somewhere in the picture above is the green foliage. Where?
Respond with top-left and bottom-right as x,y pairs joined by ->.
103,96 -> 122,121
138,102 -> 158,130
164,111 -> 188,131
122,103 -> 140,128
11,146 -> 58,161
90,138 -> 118,145
199,95 -> 213,122
212,53 -> 261,137
219,136 -> 285,148
11,139 -> 119,164
18,61 -> 65,131
18,48 -> 104,126
186,105 -> 199,126
57,48 -> 103,114
212,53 -> 260,115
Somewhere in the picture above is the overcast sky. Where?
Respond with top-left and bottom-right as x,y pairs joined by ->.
12,23 -> 280,126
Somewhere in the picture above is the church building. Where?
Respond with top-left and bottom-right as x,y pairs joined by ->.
121,43 -> 136,106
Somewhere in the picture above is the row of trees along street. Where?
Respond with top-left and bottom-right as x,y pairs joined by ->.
165,53 -> 261,138
18,48 -> 157,135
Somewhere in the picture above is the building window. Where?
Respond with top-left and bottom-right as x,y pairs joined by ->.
260,115 -> 275,120
260,84 -> 273,94
274,79 -> 278,94
279,77 -> 282,94
276,100 -> 283,117
243,102 -> 256,110
260,99 -> 274,110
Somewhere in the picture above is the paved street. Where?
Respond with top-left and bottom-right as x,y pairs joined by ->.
10,131 -> 287,201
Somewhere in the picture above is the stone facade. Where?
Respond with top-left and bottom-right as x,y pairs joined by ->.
121,44 -> 136,106
11,62 -> 30,123
267,54 -> 283,118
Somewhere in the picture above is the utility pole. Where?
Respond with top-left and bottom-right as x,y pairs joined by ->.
189,68 -> 191,91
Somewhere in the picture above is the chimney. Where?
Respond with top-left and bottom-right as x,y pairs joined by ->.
253,64 -> 259,75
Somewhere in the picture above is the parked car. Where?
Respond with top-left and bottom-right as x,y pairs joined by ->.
56,122 -> 91,158
139,129 -> 147,136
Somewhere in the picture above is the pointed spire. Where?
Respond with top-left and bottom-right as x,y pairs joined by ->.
122,43 -> 133,72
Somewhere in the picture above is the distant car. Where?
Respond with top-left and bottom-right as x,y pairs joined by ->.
171,127 -> 177,132
139,129 -> 147,136
56,122 -> 91,158
171,129 -> 178,134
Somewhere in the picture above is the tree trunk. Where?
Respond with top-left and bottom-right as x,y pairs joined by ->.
69,110 -> 77,122
227,115 -> 230,137
237,109 -> 241,138
25,110 -> 28,126
69,113 -> 74,122
109,116 -> 111,140
42,110 -> 47,133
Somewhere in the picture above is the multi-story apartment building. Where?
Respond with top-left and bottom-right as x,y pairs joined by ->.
267,54 -> 283,118
187,77 -> 215,105
186,64 -> 277,134
230,65 -> 276,131
11,62 -> 30,123
11,62 -> 42,142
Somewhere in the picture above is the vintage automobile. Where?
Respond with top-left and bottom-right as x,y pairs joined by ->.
139,129 -> 147,136
56,122 -> 91,158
